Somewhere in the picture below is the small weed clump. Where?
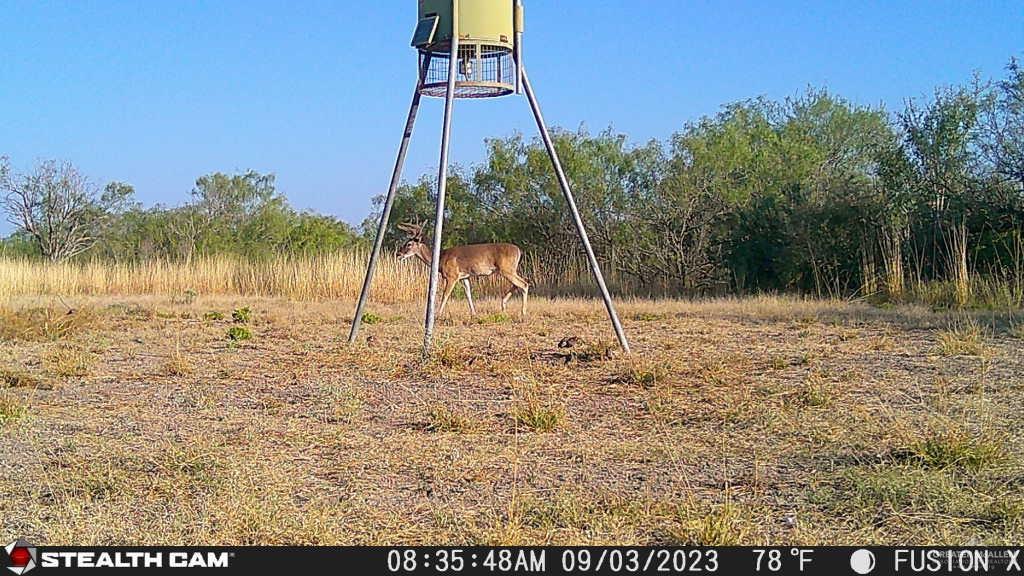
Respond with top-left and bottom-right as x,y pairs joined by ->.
203,311 -> 225,321
937,318 -> 984,356
1009,319 -> 1024,339
46,346 -> 95,378
831,465 -> 959,517
694,356 -> 735,386
868,333 -> 894,351
163,351 -> 195,377
475,312 -> 510,325
314,382 -> 362,424
177,289 -> 198,305
431,341 -> 468,369
669,500 -> 749,546
611,361 -> 665,388
426,404 -> 478,433
799,375 -> 833,407
906,427 -> 1006,471
231,307 -> 253,324
226,326 -> 252,342
0,395 -> 27,425
512,395 -> 564,432
0,367 -> 44,389
632,312 -> 667,322
558,340 -> 614,364
107,303 -> 154,319
361,312 -> 384,325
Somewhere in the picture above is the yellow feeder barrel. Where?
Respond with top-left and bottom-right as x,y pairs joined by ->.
416,0 -> 514,52
413,0 -> 523,98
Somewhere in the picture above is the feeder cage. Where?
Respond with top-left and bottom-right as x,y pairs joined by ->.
413,0 -> 522,98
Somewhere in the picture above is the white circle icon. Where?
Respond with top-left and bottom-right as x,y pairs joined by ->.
850,549 -> 876,574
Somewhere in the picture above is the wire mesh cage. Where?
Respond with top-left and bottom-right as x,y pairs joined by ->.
419,44 -> 515,99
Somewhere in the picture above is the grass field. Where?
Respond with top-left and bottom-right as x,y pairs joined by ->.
1,290 -> 1023,545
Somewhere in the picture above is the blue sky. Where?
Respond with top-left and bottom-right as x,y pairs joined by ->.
1,1 -> 1020,234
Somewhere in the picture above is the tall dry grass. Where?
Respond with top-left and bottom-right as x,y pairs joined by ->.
3,248 -> 1019,308
0,251 -> 608,303
0,253 -> 429,302
880,225 -> 905,299
943,220 -> 972,307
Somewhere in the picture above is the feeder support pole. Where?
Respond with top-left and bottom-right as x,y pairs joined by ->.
348,53 -> 432,343
520,69 -> 631,354
423,1 -> 460,356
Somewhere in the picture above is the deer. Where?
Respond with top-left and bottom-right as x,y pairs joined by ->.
396,220 -> 529,318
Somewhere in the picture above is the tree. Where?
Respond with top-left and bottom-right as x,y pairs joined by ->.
169,170 -> 285,259
899,85 -> 983,299
1,158 -> 129,261
980,58 -> 1024,189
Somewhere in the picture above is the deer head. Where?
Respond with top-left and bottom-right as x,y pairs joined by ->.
396,220 -> 426,260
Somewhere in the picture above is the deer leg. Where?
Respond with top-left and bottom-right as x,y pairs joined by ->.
462,278 -> 476,316
508,274 -> 530,316
438,278 -> 458,319
501,287 -> 515,311
501,274 -> 530,316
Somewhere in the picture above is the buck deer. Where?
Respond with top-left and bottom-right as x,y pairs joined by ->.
396,221 -> 529,317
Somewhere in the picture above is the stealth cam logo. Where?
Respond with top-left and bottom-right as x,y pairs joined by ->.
3,540 -> 37,575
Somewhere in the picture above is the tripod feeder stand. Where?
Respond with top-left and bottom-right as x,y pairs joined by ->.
349,0 -> 631,356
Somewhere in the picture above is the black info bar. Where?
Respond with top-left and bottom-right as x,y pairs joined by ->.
5,546 -> 1024,575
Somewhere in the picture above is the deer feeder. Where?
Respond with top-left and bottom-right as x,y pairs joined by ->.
415,0 -> 519,98
349,0 -> 631,356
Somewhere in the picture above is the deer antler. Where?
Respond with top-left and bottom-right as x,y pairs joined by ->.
397,219 -> 425,240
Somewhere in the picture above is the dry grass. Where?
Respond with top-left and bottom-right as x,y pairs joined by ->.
904,424 -> 1008,471
1,290 -> 1021,545
511,398 -> 565,433
669,498 -> 752,546
426,404 -> 480,433
0,253 -> 604,303
163,339 -> 195,377
0,367 -> 45,389
0,253 -> 423,301
45,345 -> 95,377
937,317 -> 986,356
0,393 -> 27,425
0,305 -> 96,341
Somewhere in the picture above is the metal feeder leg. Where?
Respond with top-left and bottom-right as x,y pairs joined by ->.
520,69 -> 631,355
349,54 -> 432,343
423,10 -> 461,357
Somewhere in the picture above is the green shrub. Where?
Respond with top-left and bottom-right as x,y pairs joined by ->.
231,307 -> 252,324
361,312 -> 383,325
226,326 -> 252,342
